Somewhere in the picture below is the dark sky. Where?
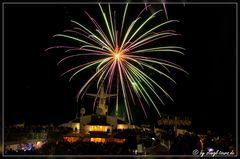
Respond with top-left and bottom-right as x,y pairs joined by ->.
3,2 -> 237,135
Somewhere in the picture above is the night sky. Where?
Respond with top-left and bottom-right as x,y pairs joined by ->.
3,2 -> 237,135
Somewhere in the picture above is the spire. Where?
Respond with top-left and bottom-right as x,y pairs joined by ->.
87,83 -> 117,115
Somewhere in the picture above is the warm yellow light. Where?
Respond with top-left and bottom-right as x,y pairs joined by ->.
90,138 -> 106,143
115,53 -> 120,60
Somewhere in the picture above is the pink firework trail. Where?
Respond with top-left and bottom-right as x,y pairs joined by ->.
45,3 -> 187,123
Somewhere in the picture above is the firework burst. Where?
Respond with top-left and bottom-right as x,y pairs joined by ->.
45,3 -> 187,123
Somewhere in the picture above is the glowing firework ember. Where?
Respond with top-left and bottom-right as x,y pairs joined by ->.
45,3 -> 187,123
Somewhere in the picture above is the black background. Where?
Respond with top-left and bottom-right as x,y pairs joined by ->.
3,1 -> 237,135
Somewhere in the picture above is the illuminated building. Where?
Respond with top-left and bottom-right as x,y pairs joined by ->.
59,83 -> 138,143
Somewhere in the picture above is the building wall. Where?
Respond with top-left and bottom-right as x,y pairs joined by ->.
84,125 -> 112,133
117,124 -> 129,129
106,116 -> 117,129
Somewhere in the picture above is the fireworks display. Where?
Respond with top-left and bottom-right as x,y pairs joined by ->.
45,3 -> 187,123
